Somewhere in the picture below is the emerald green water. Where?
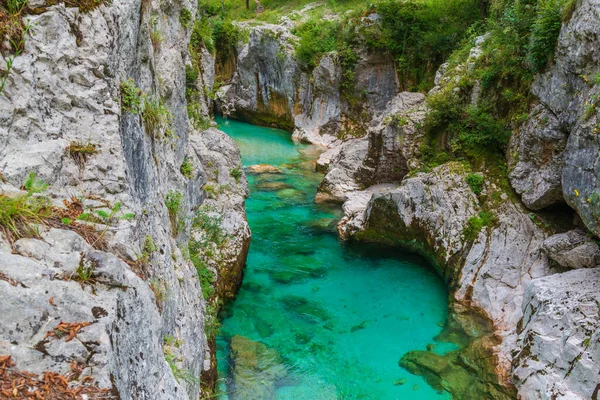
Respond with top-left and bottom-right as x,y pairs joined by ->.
215,117 -> 453,399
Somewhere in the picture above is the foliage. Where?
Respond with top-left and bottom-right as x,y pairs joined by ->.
165,190 -> 183,235
230,167 -> 242,182
369,0 -> 481,90
163,336 -> 198,384
0,173 -> 52,241
142,96 -> 173,139
180,157 -> 194,179
66,140 -> 98,166
293,19 -> 339,68
527,0 -> 570,71
74,259 -> 95,282
204,301 -> 221,338
213,18 -> 246,54
466,173 -> 485,195
0,18 -> 30,94
180,7 -> 193,29
120,79 -> 143,114
463,211 -> 496,241
190,16 -> 215,53
150,16 -> 164,50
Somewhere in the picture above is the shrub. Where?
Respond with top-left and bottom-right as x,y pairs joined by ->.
371,0 -> 481,90
466,173 -> 485,194
463,211 -> 496,240
527,0 -> 566,71
120,79 -> 143,114
142,96 -> 173,139
230,167 -> 242,182
190,17 -> 215,53
0,173 -> 52,242
180,157 -> 194,179
293,19 -> 339,68
165,190 -> 182,234
180,8 -> 193,28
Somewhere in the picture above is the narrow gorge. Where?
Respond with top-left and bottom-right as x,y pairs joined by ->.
0,0 -> 599,399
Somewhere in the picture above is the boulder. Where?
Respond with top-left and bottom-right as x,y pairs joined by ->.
513,268 -> 600,399
541,229 -> 600,269
508,105 -> 567,210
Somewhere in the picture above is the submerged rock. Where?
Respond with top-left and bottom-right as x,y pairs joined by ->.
280,295 -> 330,323
256,181 -> 294,191
246,164 -> 283,174
230,335 -> 287,400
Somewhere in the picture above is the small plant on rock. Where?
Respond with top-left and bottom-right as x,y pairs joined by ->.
180,157 -> 194,179
179,8 -> 193,29
0,173 -> 52,242
66,140 -> 98,166
165,190 -> 183,235
466,173 -> 484,195
120,79 -> 143,114
230,167 -> 242,183
150,16 -> 164,51
142,96 -> 173,139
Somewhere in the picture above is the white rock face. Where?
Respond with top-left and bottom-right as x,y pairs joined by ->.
0,0 -> 248,398
513,268 -> 600,400
508,105 -> 568,210
542,230 -> 600,269
214,18 -> 400,146
316,92 -> 426,203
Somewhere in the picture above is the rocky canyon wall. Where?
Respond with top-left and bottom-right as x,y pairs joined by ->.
0,0 -> 248,398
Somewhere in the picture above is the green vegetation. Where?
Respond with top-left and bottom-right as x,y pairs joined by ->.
367,0 -> 481,91
0,173 -> 52,242
293,19 -> 339,68
66,140 -> 98,166
150,16 -> 164,50
230,167 -> 242,182
180,157 -> 194,179
463,211 -> 496,241
466,173 -> 484,195
74,259 -> 95,282
163,336 -> 198,384
165,190 -> 183,235
186,206 -> 228,300
142,96 -> 173,139
120,79 -> 143,114
180,7 -> 193,29
0,0 -> 30,94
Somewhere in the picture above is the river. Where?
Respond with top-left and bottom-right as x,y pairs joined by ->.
215,117 -> 453,399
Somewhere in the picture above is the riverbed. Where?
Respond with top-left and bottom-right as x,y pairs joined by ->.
215,117 -> 453,399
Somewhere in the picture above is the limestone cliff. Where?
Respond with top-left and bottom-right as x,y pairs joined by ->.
0,0 -> 249,398
214,13 -> 399,146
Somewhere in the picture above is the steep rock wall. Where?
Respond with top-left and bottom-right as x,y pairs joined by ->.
0,0 -> 248,398
214,18 -> 399,146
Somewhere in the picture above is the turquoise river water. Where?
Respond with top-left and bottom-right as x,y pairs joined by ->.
215,117 -> 454,399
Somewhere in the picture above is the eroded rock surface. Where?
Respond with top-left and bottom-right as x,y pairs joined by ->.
541,229 -> 600,269
513,268 -> 600,400
214,18 -> 400,146
527,0 -> 600,232
0,0 -> 249,398
508,105 -> 568,210
316,92 -> 426,203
